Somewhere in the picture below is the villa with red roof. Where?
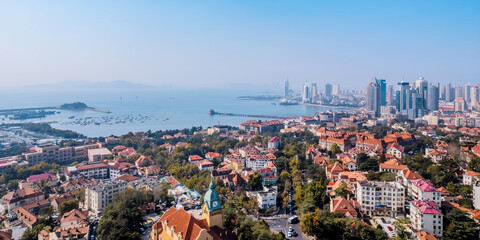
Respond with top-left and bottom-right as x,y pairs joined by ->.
386,142 -> 404,158
19,172 -> 57,189
205,152 -> 222,160
340,156 -> 357,171
379,159 -> 408,173
188,155 -> 204,163
410,179 -> 441,206
330,196 -> 359,218
398,169 -> 424,187
410,200 -> 443,238
462,170 -> 480,185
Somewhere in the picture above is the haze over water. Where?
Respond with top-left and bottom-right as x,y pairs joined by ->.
0,88 -> 353,137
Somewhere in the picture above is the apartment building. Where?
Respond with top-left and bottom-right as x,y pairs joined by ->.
410,200 -> 443,237
20,143 -> 103,165
85,181 -> 127,214
247,186 -> 277,209
356,181 -> 405,217
410,179 -> 441,206
246,155 -> 270,170
66,162 -> 109,180
88,148 -> 111,162
0,187 -> 45,214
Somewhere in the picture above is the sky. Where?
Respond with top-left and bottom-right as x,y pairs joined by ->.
0,0 -> 479,91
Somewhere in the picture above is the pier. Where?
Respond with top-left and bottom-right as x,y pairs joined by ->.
208,109 -> 286,119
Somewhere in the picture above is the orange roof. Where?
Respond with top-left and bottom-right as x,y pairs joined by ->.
417,231 -> 438,240
401,169 -> 424,180
380,159 -> 407,170
465,170 -> 480,177
331,196 -> 357,217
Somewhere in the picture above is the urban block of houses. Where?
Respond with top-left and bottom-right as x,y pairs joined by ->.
356,181 -> 405,217
19,172 -> 57,189
410,200 -> 443,237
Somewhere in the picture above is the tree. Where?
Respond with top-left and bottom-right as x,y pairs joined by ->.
334,183 -> 353,199
330,143 -> 342,155
443,209 -> 479,240
247,173 -> 263,191
59,200 -> 78,215
467,157 -> 480,172
392,218 -> 410,240
39,206 -> 54,217
97,189 -> 153,240
359,157 -> 379,172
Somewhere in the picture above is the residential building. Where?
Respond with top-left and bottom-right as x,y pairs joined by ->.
85,181 -> 127,214
0,187 -> 44,214
247,186 -> 277,209
410,179 -> 441,206
330,196 -> 359,218
195,160 -> 215,171
268,136 -> 281,149
18,172 -> 57,189
454,98 -> 466,112
66,162 -> 109,180
463,171 -> 480,185
473,181 -> 480,210
410,200 -> 443,237
88,148 -> 111,162
356,181 -> 405,217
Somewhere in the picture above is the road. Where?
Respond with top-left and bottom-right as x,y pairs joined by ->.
374,217 -> 395,238
261,214 -> 310,240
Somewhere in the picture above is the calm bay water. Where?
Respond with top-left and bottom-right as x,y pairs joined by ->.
0,89 -> 354,137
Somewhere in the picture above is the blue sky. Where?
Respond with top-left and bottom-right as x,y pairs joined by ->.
0,0 -> 479,91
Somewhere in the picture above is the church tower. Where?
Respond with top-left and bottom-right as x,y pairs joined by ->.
201,179 -> 223,227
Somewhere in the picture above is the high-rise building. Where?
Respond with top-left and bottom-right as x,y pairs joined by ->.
387,85 -> 394,106
415,77 -> 428,109
440,85 -> 446,100
465,83 -> 471,104
455,86 -> 464,99
454,98 -> 466,112
332,84 -> 340,96
471,85 -> 480,106
375,78 -> 387,106
396,82 -> 410,112
284,80 -> 289,98
367,80 -> 381,117
325,83 -> 333,99
427,83 -> 439,111
303,83 -> 310,103
446,83 -> 453,102
311,83 -> 318,100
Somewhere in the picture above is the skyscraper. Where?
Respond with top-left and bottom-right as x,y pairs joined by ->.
446,83 -> 453,102
396,82 -> 410,112
303,83 -> 310,103
387,85 -> 394,106
284,80 -> 289,98
367,80 -> 381,117
465,83 -> 471,104
415,77 -> 428,109
455,86 -> 464,99
325,83 -> 333,99
375,78 -> 387,106
427,83 -> 439,111
471,85 -> 480,106
332,84 -> 340,96
454,98 -> 466,112
440,85 -> 446,100
311,83 -> 318,100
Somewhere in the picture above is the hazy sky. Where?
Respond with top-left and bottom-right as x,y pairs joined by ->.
1,0 -> 479,91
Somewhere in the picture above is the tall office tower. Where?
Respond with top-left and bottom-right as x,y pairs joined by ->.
446,83 -> 453,102
396,82 -> 410,112
302,83 -> 310,103
455,86 -> 464,99
415,77 -> 428,109
427,83 -> 439,111
367,80 -> 381,117
325,83 -> 333,98
332,84 -> 340,96
311,83 -> 318,100
454,98 -> 466,112
465,83 -> 471,104
284,80 -> 289,98
387,85 -> 394,106
375,78 -> 387,106
440,85 -> 446,100
471,85 -> 480,105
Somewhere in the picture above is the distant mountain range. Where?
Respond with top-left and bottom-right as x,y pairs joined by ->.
20,80 -> 158,91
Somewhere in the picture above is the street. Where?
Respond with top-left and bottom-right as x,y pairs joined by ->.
262,214 -> 310,240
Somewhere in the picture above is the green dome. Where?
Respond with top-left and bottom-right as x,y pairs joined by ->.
204,179 -> 222,211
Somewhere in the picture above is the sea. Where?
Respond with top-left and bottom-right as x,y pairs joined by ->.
0,89 -> 355,137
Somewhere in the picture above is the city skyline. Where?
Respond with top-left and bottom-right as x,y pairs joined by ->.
1,1 -> 479,90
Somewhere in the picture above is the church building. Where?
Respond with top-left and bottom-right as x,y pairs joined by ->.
150,180 -> 237,240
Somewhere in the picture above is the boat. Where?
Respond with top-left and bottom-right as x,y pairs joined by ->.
68,116 -> 75,119
162,118 -> 169,121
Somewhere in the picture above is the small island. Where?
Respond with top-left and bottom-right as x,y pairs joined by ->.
60,102 -> 90,110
